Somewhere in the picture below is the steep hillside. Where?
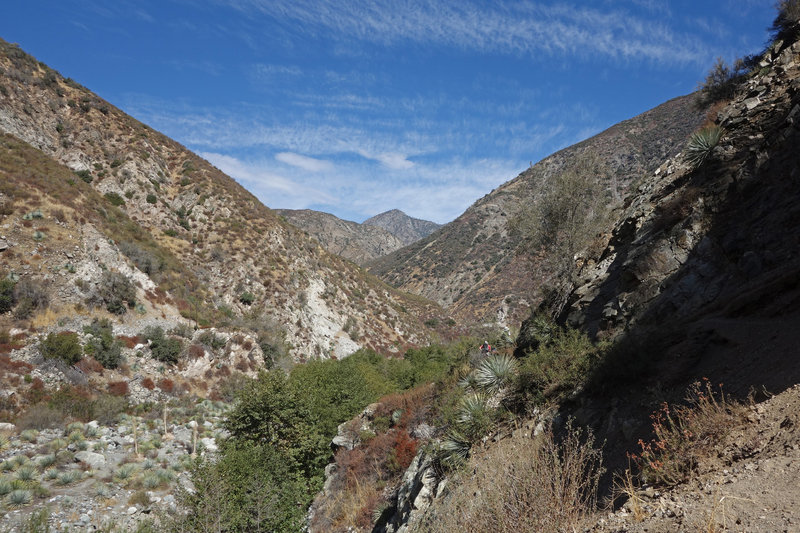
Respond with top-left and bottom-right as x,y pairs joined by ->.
363,209 -> 441,245
0,38 -> 440,359
369,95 -> 707,325
560,36 -> 800,393
276,209 -> 406,265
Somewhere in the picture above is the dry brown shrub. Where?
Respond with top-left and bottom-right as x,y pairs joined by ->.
76,356 -> 103,374
632,379 -> 747,487
107,381 -> 129,396
187,343 -> 204,358
116,335 -> 140,349
141,377 -> 155,390
158,378 -> 175,393
15,403 -> 63,430
417,424 -> 603,533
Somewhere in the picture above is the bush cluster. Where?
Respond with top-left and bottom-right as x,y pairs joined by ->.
176,342 -> 472,532
142,326 -> 183,364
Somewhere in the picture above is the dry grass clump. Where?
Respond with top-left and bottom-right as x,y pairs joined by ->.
632,379 -> 748,487
417,424 -> 603,533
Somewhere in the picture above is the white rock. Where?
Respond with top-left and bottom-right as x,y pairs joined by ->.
75,451 -> 106,469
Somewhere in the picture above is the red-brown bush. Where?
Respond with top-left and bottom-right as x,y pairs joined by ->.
76,356 -> 104,374
117,335 -> 141,349
108,381 -> 129,396
158,378 -> 175,393
187,343 -> 204,358
141,377 -> 155,390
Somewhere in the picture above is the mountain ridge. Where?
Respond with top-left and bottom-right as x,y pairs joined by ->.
368,93 -> 709,325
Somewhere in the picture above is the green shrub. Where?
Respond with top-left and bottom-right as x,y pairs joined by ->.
74,170 -> 92,183
198,330 -> 226,350
118,241 -> 164,277
104,192 -> 126,206
40,331 -> 82,365
143,326 -> 183,364
686,125 -> 724,169
516,327 -> 604,405
83,318 -> 122,369
696,57 -> 748,107
146,193 -> 157,204
239,292 -> 255,305
0,278 -> 16,313
173,442 -> 309,532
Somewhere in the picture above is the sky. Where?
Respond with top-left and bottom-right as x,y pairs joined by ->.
1,1 -> 777,224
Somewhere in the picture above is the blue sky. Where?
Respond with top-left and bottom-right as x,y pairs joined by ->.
2,1 -> 776,224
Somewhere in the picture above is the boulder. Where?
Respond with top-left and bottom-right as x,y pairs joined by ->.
0,422 -> 16,435
75,451 -> 106,469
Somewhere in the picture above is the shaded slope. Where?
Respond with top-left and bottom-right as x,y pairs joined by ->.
369,94 -> 707,324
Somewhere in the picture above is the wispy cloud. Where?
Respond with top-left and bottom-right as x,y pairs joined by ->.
219,0 -> 709,65
197,151 -> 520,223
357,150 -> 414,170
275,151 -> 333,172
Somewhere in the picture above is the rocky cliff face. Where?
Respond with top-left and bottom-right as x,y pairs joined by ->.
276,209 -> 407,265
0,39 -> 438,360
363,210 -> 441,246
562,38 -> 800,361
369,95 -> 707,325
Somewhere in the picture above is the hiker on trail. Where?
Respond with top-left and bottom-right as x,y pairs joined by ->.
480,341 -> 492,355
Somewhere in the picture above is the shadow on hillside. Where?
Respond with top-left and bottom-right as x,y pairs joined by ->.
556,80 -> 800,490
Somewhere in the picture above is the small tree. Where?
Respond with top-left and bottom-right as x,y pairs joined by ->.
13,277 -> 49,319
509,155 -> 611,316
0,278 -> 15,313
770,0 -> 800,43
83,318 -> 122,369
94,271 -> 136,314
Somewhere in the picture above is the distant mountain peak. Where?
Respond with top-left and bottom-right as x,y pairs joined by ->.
363,210 -> 441,246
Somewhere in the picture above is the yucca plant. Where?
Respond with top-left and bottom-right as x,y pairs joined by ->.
114,463 -> 137,482
156,468 -> 175,484
0,476 -> 12,496
68,430 -> 85,444
49,438 -> 67,452
56,470 -> 82,486
142,473 -> 160,489
7,488 -> 32,507
20,429 -> 39,443
38,455 -> 56,469
475,353 -> 519,393
686,125 -> 724,168
10,455 -> 28,468
440,430 -> 472,468
65,421 -> 84,434
15,465 -> 37,482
